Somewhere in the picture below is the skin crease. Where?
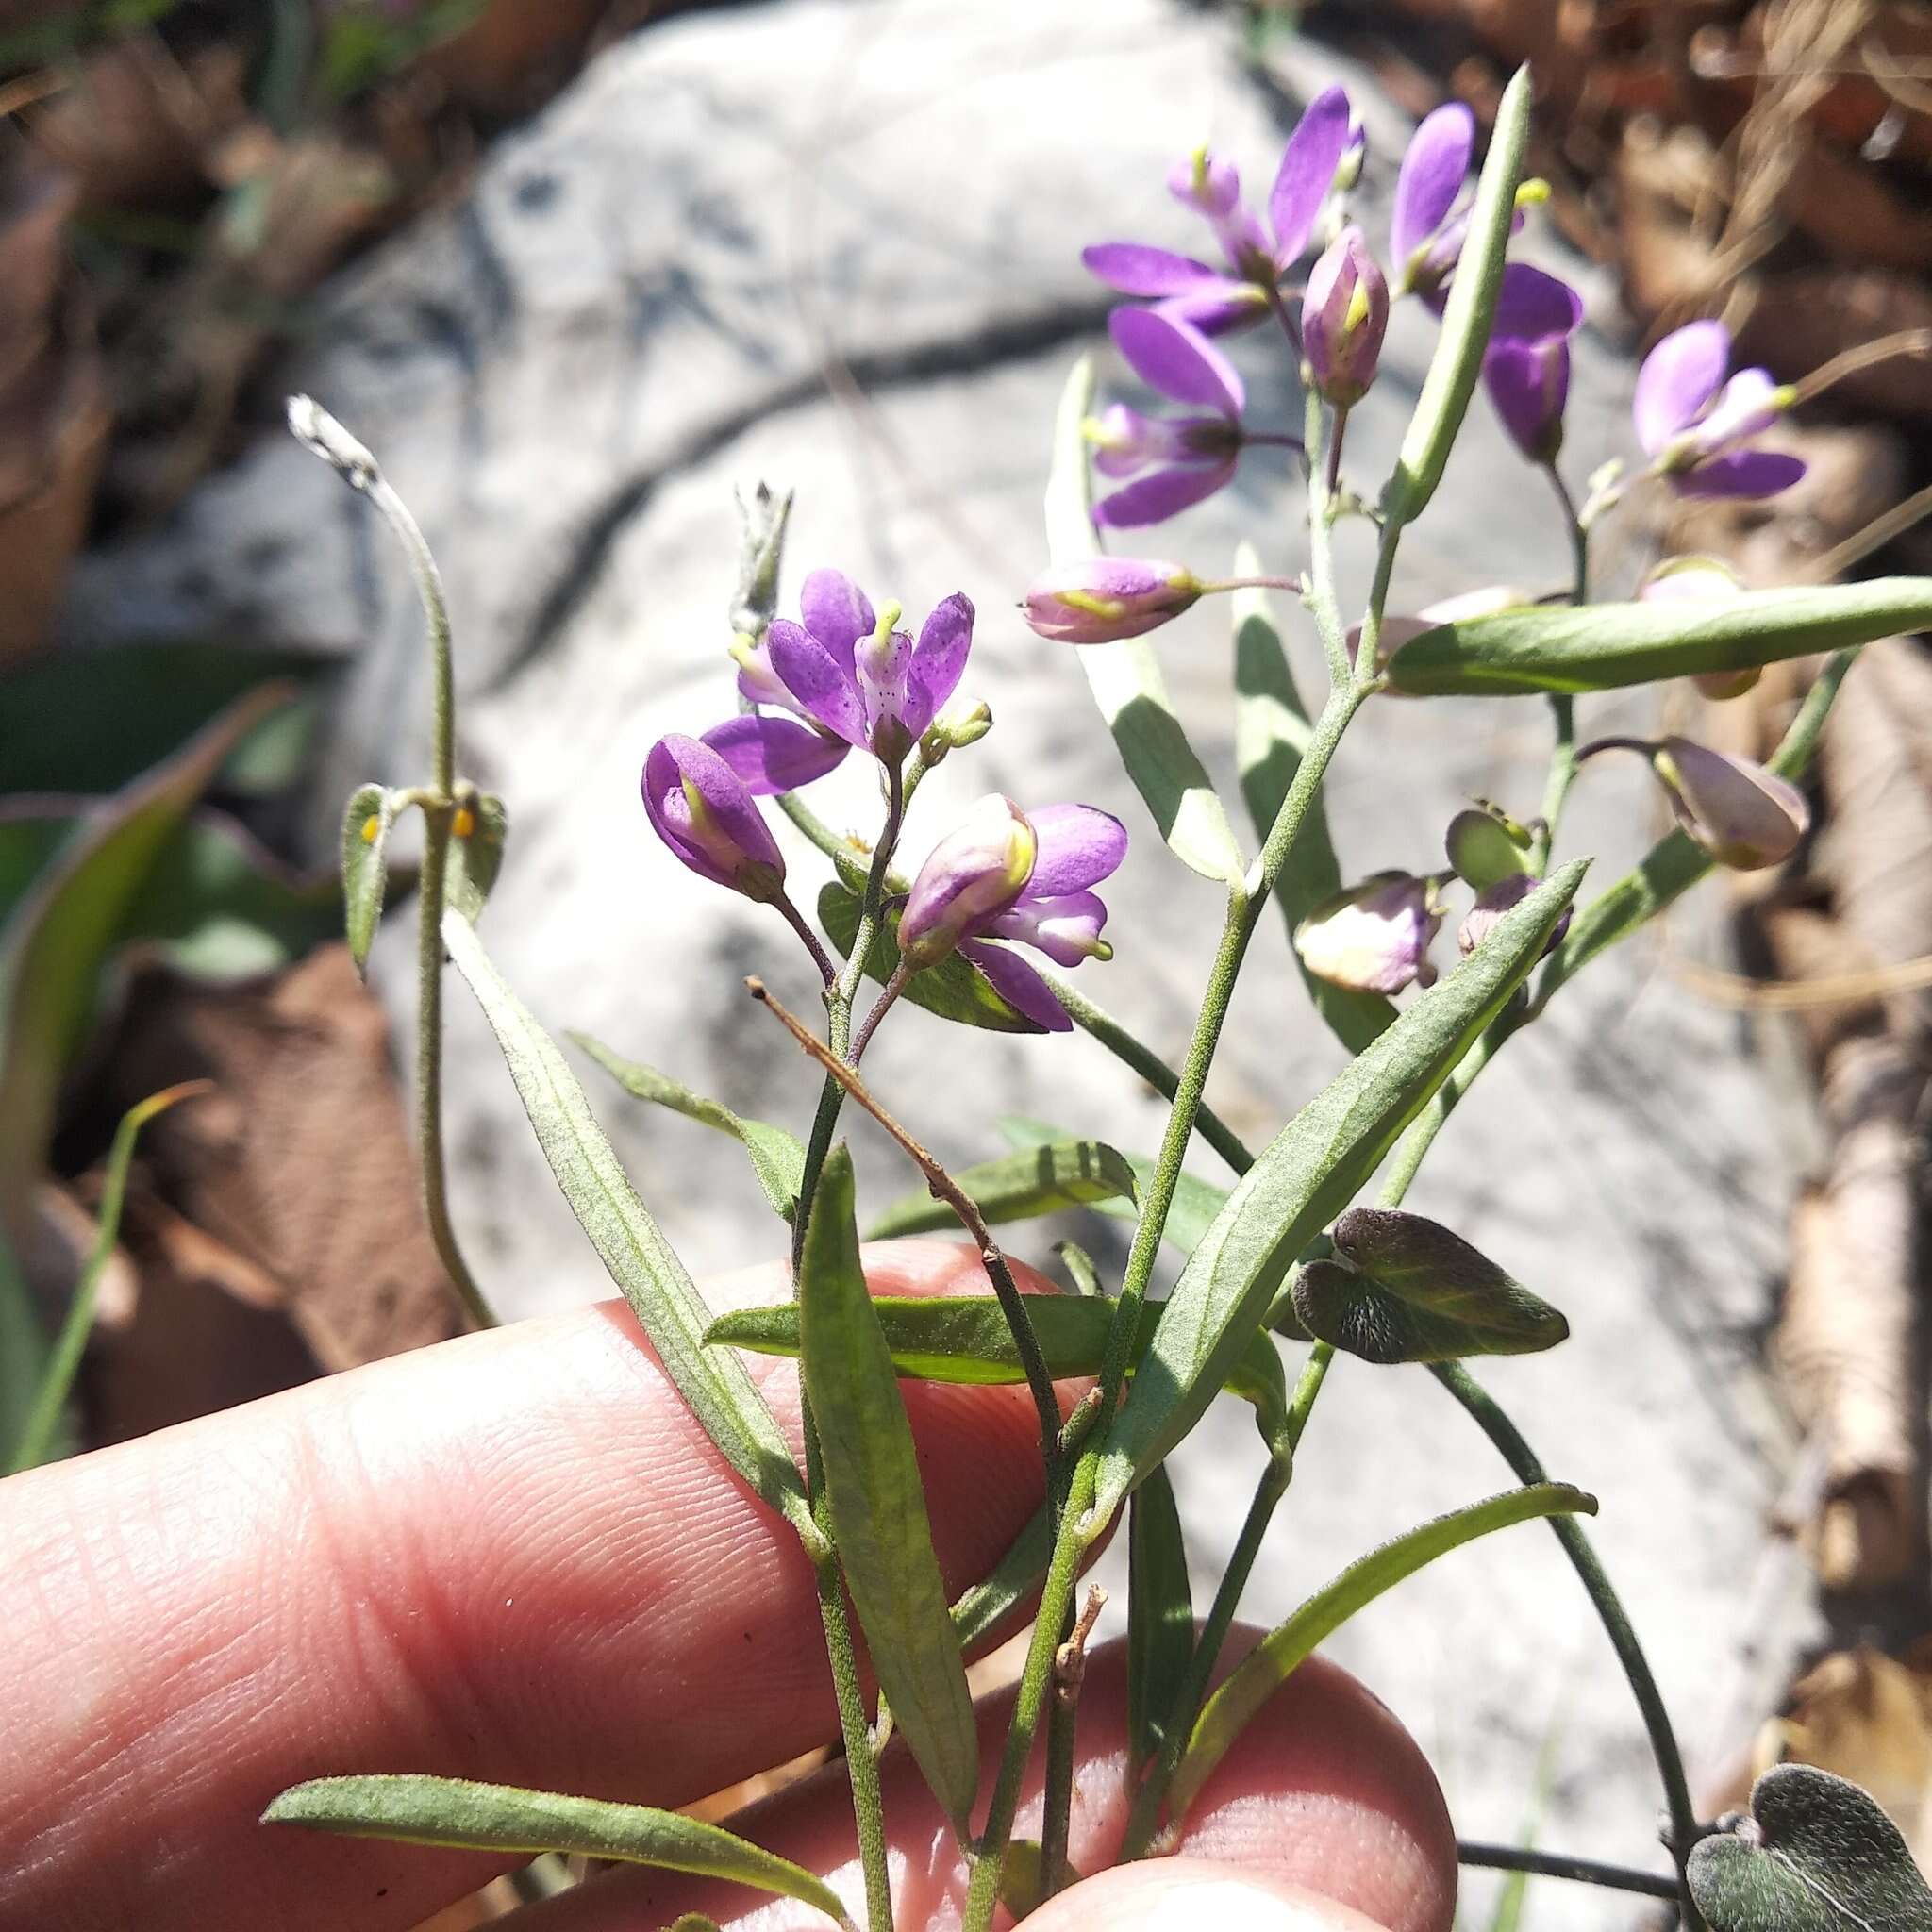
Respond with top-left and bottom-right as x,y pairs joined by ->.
0,1239 -> 1455,1932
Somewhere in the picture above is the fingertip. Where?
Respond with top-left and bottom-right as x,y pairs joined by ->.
1020,1858 -> 1392,1932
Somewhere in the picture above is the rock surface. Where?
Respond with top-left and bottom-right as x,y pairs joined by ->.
68,0 -> 1818,1913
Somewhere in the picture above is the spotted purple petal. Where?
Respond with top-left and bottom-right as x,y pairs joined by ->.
1634,320 -> 1730,456
986,891 -> 1110,966
904,592 -> 974,740
1109,307 -> 1244,419
1673,448 -> 1807,499
766,620 -> 867,748
1082,242 -> 1224,297
1093,456 -> 1238,528
701,714 -> 849,795
1025,802 -> 1130,896
1269,84 -> 1353,267
642,733 -> 785,897
960,939 -> 1073,1032
798,568 -> 874,671
1391,103 -> 1474,277
1490,262 -> 1583,343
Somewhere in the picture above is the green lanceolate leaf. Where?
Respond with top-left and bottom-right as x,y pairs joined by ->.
799,1145 -> 979,1835
0,685 -> 293,1219
1093,861 -> 1587,1522
819,882 -> 1042,1034
441,912 -> 812,1541
1384,65 -> 1531,527
865,1140 -> 1138,1241
1688,1762 -> 1932,1932
1291,1207 -> 1569,1365
1172,1482 -> 1596,1817
1127,1463 -> 1194,1767
1384,578 -> 1932,698
7,1080 -> 208,1474
445,792 -> 508,924
1046,355 -> 1243,889
709,1291 -> 1287,1424
262,1775 -> 852,1927
341,782 -> 397,974
996,1115 -> 1228,1257
572,1031 -> 805,1222
1231,560 -> 1393,1054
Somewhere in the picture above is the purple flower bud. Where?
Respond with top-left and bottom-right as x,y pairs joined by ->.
1653,737 -> 1809,871
898,794 -> 1038,971
1457,872 -> 1571,958
1302,226 -> 1388,408
1483,331 -> 1569,464
641,733 -> 786,902
1024,558 -> 1203,643
1639,555 -> 1758,698
1294,871 -> 1442,994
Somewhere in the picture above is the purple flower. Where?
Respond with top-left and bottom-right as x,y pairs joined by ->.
1457,871 -> 1571,958
1634,321 -> 1804,498
897,795 -> 1128,1030
1294,872 -> 1442,994
1082,86 -> 1354,335
701,714 -> 851,796
1090,308 -> 1249,526
739,567 -> 974,772
1024,558 -> 1203,643
1483,330 -> 1570,463
642,733 -> 787,901
1302,225 -> 1388,408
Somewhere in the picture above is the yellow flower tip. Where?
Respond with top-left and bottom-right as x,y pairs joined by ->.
1514,177 -> 1551,208
359,814 -> 381,844
453,806 -> 476,840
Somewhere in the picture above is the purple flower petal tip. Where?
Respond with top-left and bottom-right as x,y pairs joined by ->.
1270,83 -> 1354,267
1392,102 -> 1474,280
701,714 -> 849,795
1109,305 -> 1245,417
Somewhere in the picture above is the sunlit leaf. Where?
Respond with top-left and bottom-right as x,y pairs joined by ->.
1127,1463 -> 1194,1767
1291,1207 -> 1568,1365
341,782 -> 397,974
1232,561 -> 1393,1053
708,1291 -> 1286,1422
1385,580 -> 1932,699
1045,355 -> 1243,887
445,792 -> 508,925
1093,862 -> 1586,1519
1383,65 -> 1530,527
442,911 -> 813,1542
800,1146 -> 979,1835
573,1031 -> 804,1222
1688,1762 -> 1932,1932
997,1115 -> 1227,1256
1172,1482 -> 1595,1816
865,1140 -> 1138,1241
263,1775 -> 852,1927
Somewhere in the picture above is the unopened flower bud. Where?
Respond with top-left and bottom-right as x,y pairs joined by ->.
1024,559 -> 1203,644
898,794 -> 1038,971
1639,555 -> 1757,698
1457,872 -> 1572,958
1294,871 -> 1441,994
920,699 -> 993,767
641,734 -> 787,902
1653,737 -> 1808,871
1302,226 -> 1388,408
1167,145 -> 1241,218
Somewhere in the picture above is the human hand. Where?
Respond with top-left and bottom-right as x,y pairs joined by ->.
0,1239 -> 1455,1931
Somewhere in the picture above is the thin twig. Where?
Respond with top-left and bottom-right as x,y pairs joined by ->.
1457,1840 -> 1681,1902
746,977 -> 1063,1476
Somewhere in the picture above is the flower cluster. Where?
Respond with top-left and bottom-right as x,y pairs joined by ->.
642,567 -> 1127,1042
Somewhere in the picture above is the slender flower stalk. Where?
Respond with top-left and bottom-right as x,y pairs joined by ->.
288,397 -> 495,1331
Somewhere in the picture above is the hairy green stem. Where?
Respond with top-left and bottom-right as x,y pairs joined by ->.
1304,392 -> 1354,687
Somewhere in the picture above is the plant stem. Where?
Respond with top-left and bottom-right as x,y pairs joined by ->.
1457,1840 -> 1680,1902
1434,1360 -> 1704,1925
774,889 -> 838,987
1304,392 -> 1353,687
1039,1587 -> 1106,1901
1534,463 -> 1589,871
